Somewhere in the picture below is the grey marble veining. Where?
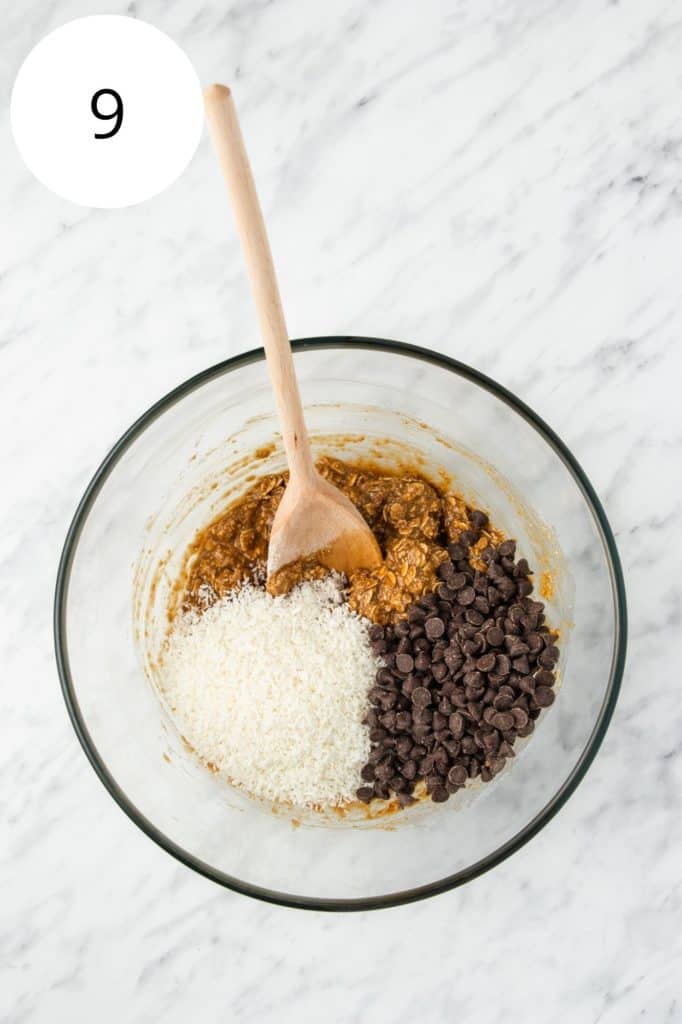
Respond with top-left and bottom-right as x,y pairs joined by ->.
2,1 -> 681,1021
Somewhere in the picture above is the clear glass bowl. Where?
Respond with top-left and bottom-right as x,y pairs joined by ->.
54,338 -> 627,910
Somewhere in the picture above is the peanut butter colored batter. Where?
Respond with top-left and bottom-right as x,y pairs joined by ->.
182,457 -> 502,624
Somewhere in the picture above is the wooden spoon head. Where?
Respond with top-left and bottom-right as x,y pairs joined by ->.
267,472 -> 382,584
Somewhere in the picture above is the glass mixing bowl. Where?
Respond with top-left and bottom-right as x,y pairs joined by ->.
54,338 -> 626,910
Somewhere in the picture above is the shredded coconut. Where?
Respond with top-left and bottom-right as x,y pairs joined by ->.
158,576 -> 380,808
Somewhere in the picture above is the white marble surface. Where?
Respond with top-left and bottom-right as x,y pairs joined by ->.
2,1 -> 681,1020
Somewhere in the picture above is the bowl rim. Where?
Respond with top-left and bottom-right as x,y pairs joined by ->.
54,336 -> 627,912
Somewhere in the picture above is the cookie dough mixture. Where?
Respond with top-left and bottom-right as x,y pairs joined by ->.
182,456 -> 502,623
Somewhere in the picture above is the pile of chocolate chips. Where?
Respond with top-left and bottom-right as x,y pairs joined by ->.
356,521 -> 560,806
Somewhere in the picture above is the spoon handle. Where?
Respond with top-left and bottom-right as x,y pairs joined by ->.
204,84 -> 316,485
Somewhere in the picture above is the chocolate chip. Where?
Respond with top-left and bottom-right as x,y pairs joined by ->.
425,616 -> 445,640
431,662 -> 448,682
411,686 -> 432,708
495,653 -> 511,677
496,577 -> 517,599
511,707 -> 529,728
448,764 -> 468,787
518,674 -> 535,694
491,711 -> 515,731
457,586 -> 476,606
442,739 -> 460,759
486,625 -> 504,646
539,645 -> 560,668
534,686 -> 555,707
506,637 -> 529,657
469,509 -> 489,530
451,686 -> 467,708
509,604 -> 525,623
463,669 -> 483,688
413,653 -> 430,673
434,745 -> 450,772
482,729 -> 500,752
356,786 -> 374,803
498,539 -> 516,558
473,571 -> 488,593
396,735 -> 412,758
395,711 -> 412,731
444,648 -> 462,671
375,755 -> 395,779
401,675 -> 418,697
431,711 -> 446,732
448,712 -> 465,738
395,652 -> 414,674
476,652 -> 496,673
378,690 -> 397,710
430,784 -> 450,803
535,669 -> 555,687
524,630 -> 540,655
467,701 -> 483,722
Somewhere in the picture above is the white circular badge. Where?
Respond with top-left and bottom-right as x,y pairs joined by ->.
10,16 -> 204,208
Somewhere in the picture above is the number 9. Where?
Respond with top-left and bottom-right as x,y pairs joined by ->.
91,88 -> 123,139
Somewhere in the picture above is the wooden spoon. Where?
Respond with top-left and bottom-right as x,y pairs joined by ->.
203,85 -> 381,584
